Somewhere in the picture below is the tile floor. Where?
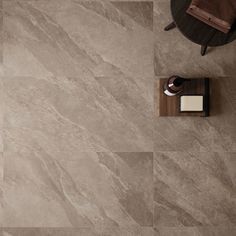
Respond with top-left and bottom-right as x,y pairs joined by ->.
0,0 -> 235,235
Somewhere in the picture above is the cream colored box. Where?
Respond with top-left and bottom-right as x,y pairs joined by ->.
180,95 -> 204,111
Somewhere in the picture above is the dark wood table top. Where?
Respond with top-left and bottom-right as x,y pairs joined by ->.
171,0 -> 236,46
159,78 -> 210,117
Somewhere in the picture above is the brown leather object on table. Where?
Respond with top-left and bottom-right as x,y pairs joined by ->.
186,0 -> 236,34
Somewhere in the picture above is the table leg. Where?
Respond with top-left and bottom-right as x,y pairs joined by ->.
201,45 -> 208,56
164,22 -> 176,31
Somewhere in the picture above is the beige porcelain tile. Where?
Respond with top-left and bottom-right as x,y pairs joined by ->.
3,0 -> 154,151
3,0 -> 153,79
3,75 -> 152,152
0,0 -> 3,152
100,226 -> 154,236
110,1 -> 153,30
154,0 -> 236,77
2,150 -> 153,227
154,77 -> 236,152
0,227 -> 154,236
0,153 -> 3,227
0,81 -> 3,154
1,0 -> 235,232
0,228 -> 99,236
0,77 -> 2,185
0,7 -> 3,223
1,1 -> 154,229
0,0 -> 2,66
154,227 -> 198,236
0,152 -> 2,182
195,227 -> 236,236
154,227 -> 236,236
154,152 -> 236,227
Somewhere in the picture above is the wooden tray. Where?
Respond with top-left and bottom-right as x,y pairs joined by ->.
159,78 -> 210,117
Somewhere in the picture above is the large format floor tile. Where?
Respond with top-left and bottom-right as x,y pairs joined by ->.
154,227 -> 236,236
154,152 -> 236,227
3,0 -> 154,152
0,227 -> 154,236
3,75 -> 153,152
0,153 -> 2,227
4,0 -> 153,78
2,150 -> 153,227
3,0 -> 153,151
0,0 -> 236,234
0,0 -> 2,67
0,0 -> 3,228
1,0 -> 155,230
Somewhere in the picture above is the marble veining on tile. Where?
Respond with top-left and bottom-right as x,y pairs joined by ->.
3,75 -> 153,152
2,0 -> 154,152
0,1 -> 156,232
2,149 -> 153,227
154,227 -> 236,236
0,227 -> 154,236
154,152 -> 236,227
153,0 -> 236,234
0,0 -> 2,67
110,1 -> 153,30
0,0 -> 236,235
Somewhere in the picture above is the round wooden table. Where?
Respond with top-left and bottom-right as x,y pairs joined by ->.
164,0 -> 236,55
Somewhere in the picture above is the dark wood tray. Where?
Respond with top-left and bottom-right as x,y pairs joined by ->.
159,78 -> 210,117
